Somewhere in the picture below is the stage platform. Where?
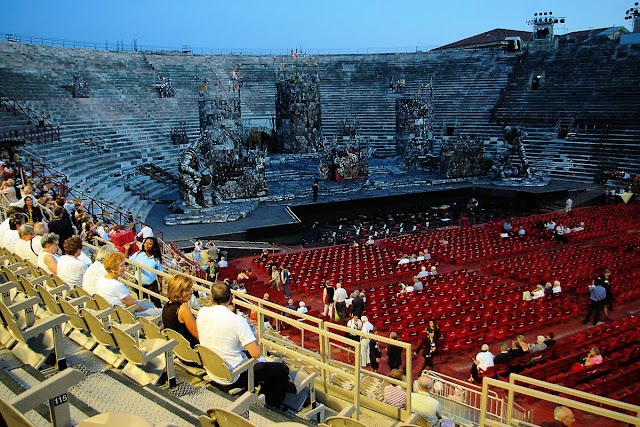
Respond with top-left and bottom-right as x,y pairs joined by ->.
145,156 -> 601,247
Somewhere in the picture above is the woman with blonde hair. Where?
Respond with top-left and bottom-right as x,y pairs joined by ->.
162,274 -> 199,348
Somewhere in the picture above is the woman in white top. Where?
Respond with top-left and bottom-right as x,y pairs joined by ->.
37,232 -> 60,275
95,252 -> 160,316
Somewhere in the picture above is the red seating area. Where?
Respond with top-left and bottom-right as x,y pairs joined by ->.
237,203 -> 640,358
518,316 -> 640,405
366,269 -> 583,352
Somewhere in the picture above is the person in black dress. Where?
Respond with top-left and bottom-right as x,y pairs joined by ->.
162,274 -> 199,348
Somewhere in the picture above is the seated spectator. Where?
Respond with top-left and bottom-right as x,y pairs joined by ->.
13,224 -> 38,265
571,222 -> 585,232
412,277 -> 424,292
552,280 -> 562,294
517,335 -> 530,352
531,284 -> 545,300
553,224 -> 569,243
162,274 -> 199,348
217,256 -> 228,268
284,298 -> 297,314
544,282 -> 553,297
541,405 -> 575,427
429,266 -> 437,276
197,282 -> 295,408
529,335 -> 547,353
0,179 -> 19,204
237,269 -> 250,283
571,347 -> 602,372
414,266 -> 429,279
383,369 -> 407,408
38,232 -> 61,275
397,281 -> 414,297
545,219 -> 556,231
494,343 -> 513,365
2,212 -> 25,252
95,252 -> 161,317
411,376 -> 443,426
297,301 -> 308,314
469,343 -> 494,383
508,339 -> 525,359
82,245 -> 117,295
56,236 -> 89,287
31,222 -> 48,254
544,332 -> 556,347
365,235 -> 375,245
397,254 -> 410,265
517,226 -> 526,237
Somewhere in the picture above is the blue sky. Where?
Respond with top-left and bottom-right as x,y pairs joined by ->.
0,1 -> 633,52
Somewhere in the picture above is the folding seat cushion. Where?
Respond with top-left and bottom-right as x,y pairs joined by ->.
110,230 -> 139,254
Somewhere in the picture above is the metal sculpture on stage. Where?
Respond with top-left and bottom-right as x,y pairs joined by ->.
439,135 -> 484,178
394,78 -> 436,170
155,75 -> 175,98
486,126 -> 531,178
178,70 -> 267,209
70,75 -> 89,98
275,53 -> 322,153
318,119 -> 368,180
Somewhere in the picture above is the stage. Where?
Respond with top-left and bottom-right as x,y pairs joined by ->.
145,155 -> 601,248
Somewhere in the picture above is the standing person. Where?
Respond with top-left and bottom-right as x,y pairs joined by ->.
333,282 -> 348,323
360,316 -> 374,367
192,240 -> 203,266
387,331 -> 403,371
322,282 -> 335,319
197,282 -> 295,408
280,265 -> 291,299
137,223 -> 153,240
48,207 -> 74,252
565,197 -> 573,213
270,264 -> 282,292
414,330 -> 437,372
312,178 -> 319,202
596,269 -> 614,320
582,278 -> 606,326
205,259 -> 218,283
369,329 -> 382,373
128,236 -> 164,308
351,290 -> 365,318
162,274 -> 199,348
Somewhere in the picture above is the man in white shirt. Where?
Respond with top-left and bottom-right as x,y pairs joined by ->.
3,214 -> 25,253
136,224 -> 153,240
360,316 -> 374,367
469,343 -> 494,383
31,222 -> 48,254
197,282 -> 294,408
217,256 -> 228,268
333,282 -> 348,324
14,224 -> 38,265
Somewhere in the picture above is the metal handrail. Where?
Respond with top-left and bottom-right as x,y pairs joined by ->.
0,90 -> 60,140
2,32 -> 438,56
